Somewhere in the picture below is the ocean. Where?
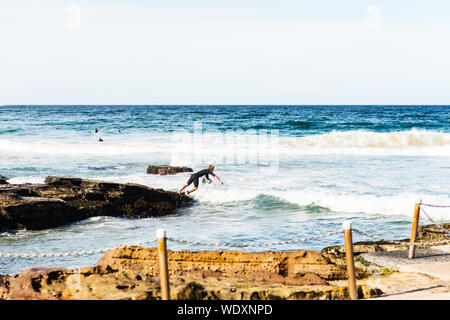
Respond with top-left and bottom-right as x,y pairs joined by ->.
0,105 -> 449,275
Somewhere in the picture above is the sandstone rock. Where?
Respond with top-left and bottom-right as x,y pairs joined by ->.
0,250 -> 381,300
0,275 -> 10,300
146,165 -> 193,175
98,246 -> 350,284
8,224 -> 449,301
0,176 -> 192,230
5,266 -> 160,300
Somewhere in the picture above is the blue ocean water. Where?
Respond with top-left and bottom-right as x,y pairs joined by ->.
0,105 -> 449,274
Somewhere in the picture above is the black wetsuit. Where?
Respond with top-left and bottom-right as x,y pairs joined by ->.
186,169 -> 216,187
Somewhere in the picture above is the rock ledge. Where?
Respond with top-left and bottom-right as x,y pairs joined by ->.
0,176 -> 192,230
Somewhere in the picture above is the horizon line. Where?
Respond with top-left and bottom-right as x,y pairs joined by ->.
2,104 -> 450,107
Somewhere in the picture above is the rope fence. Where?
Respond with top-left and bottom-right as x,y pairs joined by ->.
419,207 -> 450,236
0,231 -> 344,258
407,201 -> 450,259
0,239 -> 157,258
167,230 -> 344,248
0,200 -> 448,300
420,203 -> 450,208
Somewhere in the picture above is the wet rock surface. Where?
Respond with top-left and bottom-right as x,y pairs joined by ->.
0,176 -> 192,231
0,175 -> 7,185
146,165 -> 193,175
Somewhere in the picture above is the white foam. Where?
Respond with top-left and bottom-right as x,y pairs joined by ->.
0,137 -> 160,157
192,187 -> 450,219
1,129 -> 449,158
7,176 -> 46,184
5,171 -> 448,220
280,129 -> 450,156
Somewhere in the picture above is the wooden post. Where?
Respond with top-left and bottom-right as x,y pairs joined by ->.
343,221 -> 358,300
157,229 -> 170,300
408,202 -> 421,259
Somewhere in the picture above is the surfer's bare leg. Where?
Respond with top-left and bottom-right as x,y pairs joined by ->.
177,184 -> 188,194
186,187 -> 198,195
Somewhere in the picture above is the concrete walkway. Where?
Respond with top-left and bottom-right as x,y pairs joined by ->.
362,245 -> 450,300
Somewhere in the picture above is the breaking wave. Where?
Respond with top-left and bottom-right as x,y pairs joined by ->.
193,188 -> 450,219
1,129 -> 449,158
280,129 -> 450,156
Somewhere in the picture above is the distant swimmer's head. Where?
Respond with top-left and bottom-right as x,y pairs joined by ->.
208,165 -> 215,171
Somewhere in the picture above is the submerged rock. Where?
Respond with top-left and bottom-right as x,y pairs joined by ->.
146,165 -> 193,175
0,176 -> 192,231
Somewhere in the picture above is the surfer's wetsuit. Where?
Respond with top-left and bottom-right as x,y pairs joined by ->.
186,169 -> 216,187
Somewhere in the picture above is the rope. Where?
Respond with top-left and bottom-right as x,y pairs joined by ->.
420,203 -> 450,208
352,228 -> 408,245
2,225 -> 449,258
352,228 -> 450,247
0,248 -> 111,258
0,231 -> 344,258
419,207 -> 450,236
167,230 -> 344,248
0,239 -> 157,258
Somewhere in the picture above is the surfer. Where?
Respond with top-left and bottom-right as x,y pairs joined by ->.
177,165 -> 223,196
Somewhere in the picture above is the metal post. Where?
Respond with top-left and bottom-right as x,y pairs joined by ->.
343,221 -> 358,300
157,229 -> 170,300
408,202 -> 421,259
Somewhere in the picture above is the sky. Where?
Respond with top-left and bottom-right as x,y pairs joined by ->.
0,0 -> 449,105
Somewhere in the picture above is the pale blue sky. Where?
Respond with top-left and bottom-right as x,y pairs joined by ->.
0,0 -> 449,105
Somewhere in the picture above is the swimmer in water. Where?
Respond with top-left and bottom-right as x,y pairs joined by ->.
177,165 -> 223,196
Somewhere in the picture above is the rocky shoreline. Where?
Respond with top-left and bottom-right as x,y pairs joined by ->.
0,176 -> 192,230
1,224 -> 448,300
1,176 -> 448,300
0,247 -> 377,300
